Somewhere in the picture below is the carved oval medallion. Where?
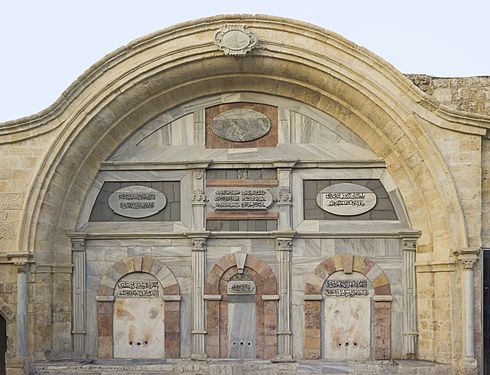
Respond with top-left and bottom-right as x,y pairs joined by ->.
211,109 -> 271,142
316,183 -> 377,216
108,186 -> 167,218
227,281 -> 256,295
214,24 -> 259,56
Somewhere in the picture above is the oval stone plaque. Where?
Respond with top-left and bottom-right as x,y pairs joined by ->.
108,186 -> 167,218
211,109 -> 271,142
316,183 -> 377,216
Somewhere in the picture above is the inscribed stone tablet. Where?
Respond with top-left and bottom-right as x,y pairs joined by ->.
209,188 -> 273,210
316,183 -> 377,216
108,185 -> 167,218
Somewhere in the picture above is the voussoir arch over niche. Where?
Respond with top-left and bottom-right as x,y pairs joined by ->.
7,14 -> 483,358
96,256 -> 180,358
206,253 -> 278,359
304,254 -> 392,360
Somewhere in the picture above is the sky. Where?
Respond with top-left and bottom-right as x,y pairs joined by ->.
0,0 -> 489,122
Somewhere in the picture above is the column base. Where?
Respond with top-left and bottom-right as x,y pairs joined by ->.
460,357 -> 478,375
191,353 -> 208,360
6,356 -> 28,375
271,354 -> 295,363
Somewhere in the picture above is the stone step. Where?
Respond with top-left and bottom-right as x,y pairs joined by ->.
30,359 -> 453,375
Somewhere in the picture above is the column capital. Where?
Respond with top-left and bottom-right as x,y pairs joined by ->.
453,247 -> 480,269
401,238 -> 417,251
275,238 -> 293,252
71,238 -> 86,252
7,253 -> 33,273
187,234 -> 209,252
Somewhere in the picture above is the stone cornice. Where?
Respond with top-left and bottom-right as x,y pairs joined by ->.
0,14 -> 488,142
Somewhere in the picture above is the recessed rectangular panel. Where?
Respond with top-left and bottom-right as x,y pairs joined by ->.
324,297 -> 370,360
228,302 -> 256,358
113,298 -> 165,359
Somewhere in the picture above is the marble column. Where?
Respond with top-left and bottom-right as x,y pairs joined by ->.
275,238 -> 293,361
402,238 -> 418,358
7,253 -> 32,358
454,247 -> 480,372
71,238 -> 86,353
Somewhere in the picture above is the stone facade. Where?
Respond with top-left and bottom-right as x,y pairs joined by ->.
0,15 -> 489,375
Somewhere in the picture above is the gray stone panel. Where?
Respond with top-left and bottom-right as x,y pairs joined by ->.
206,169 -> 277,180
206,220 -> 277,231
89,181 -> 181,222
304,179 -> 397,221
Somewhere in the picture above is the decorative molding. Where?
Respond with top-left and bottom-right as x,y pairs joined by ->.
303,295 -> 323,301
214,24 -> 260,56
203,294 -> 222,301
262,295 -> 280,301
373,295 -> 393,302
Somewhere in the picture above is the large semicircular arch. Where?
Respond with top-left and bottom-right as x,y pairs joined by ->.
12,15 -> 474,263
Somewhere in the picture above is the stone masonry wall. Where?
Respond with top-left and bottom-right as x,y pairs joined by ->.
407,74 -> 490,367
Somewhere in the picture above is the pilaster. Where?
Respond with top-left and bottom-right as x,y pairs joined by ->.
71,237 -> 86,353
275,237 -> 294,361
401,238 -> 418,358
454,247 -> 480,374
275,163 -> 294,231
188,233 -> 209,359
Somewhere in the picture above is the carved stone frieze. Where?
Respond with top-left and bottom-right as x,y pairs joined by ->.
214,24 -> 260,56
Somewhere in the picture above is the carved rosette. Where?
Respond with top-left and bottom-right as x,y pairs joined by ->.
275,238 -> 293,252
192,189 -> 206,205
277,188 -> 292,206
214,24 -> 259,56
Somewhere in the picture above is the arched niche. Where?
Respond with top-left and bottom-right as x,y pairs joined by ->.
96,256 -> 180,359
205,253 -> 278,359
304,254 -> 391,360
